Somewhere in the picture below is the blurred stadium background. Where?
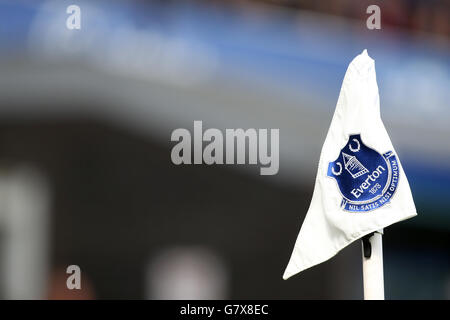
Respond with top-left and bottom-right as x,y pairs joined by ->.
0,0 -> 449,299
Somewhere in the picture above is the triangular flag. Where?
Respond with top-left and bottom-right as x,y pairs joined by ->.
283,50 -> 417,280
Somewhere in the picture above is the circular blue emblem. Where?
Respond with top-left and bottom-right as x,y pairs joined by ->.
327,134 -> 399,212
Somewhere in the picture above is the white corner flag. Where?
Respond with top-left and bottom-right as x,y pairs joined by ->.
283,49 -> 417,281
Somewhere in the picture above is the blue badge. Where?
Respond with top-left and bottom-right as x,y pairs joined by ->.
327,134 -> 399,212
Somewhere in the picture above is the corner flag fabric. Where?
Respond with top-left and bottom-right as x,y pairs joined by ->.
283,50 -> 417,280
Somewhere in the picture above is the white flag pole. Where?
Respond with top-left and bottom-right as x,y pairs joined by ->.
361,230 -> 385,300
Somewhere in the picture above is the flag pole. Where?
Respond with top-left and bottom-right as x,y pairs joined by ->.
361,230 -> 384,300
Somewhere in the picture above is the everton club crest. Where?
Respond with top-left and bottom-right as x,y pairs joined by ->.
327,134 -> 399,212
